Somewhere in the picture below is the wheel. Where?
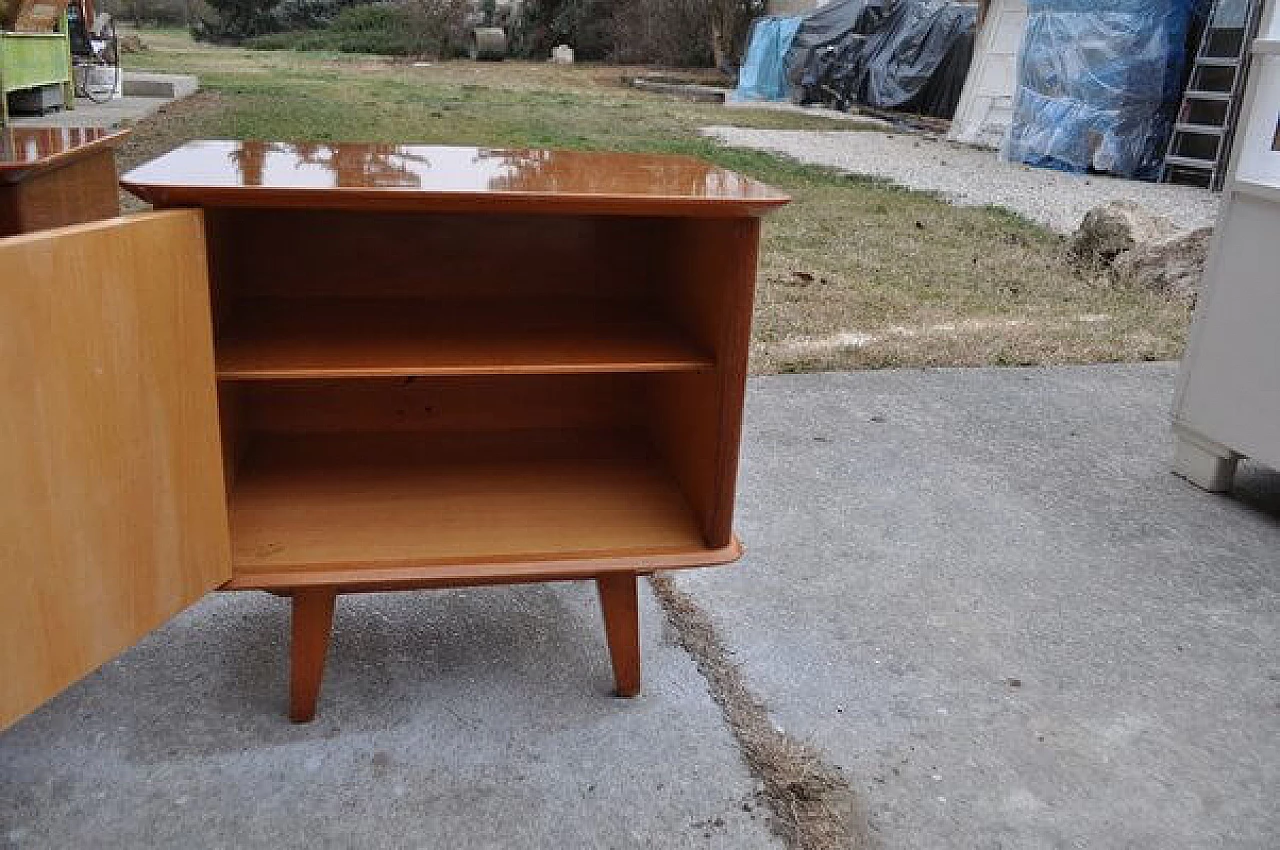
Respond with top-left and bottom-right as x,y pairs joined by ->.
75,16 -> 120,104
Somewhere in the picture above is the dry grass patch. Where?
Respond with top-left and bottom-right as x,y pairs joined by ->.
650,574 -> 872,850
753,180 -> 1190,372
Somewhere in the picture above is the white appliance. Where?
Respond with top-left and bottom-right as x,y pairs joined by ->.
1172,0 -> 1280,490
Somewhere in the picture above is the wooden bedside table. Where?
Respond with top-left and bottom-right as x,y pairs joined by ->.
0,141 -> 788,726
0,126 -> 127,236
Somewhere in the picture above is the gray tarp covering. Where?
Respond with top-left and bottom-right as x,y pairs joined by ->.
787,0 -> 893,100
787,0 -> 977,118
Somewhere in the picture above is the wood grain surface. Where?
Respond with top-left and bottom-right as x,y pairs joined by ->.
228,431 -> 707,579
216,298 -> 713,378
0,211 -> 231,730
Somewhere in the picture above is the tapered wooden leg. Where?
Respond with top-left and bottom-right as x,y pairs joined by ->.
596,573 -> 640,697
289,589 -> 337,723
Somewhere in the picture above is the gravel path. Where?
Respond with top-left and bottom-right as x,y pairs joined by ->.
703,126 -> 1220,233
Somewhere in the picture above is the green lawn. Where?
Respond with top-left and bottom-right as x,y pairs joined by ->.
118,29 -> 1190,373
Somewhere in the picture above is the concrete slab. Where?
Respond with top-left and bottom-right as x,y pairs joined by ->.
122,72 -> 199,100
677,364 -> 1279,849
8,74 -> 196,129
0,584 -> 778,849
8,95 -> 168,129
3,364 -> 1275,848
723,100 -> 892,127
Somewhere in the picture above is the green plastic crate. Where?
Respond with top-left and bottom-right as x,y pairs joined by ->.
1,21 -> 73,123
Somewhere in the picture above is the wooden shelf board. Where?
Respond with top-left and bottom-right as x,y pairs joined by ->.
222,541 -> 742,591
216,299 -> 714,379
228,432 -> 715,583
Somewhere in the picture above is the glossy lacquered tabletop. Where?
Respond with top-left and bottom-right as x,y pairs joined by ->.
0,127 -> 128,182
121,140 -> 790,216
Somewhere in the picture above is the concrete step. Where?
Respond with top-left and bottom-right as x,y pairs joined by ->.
626,76 -> 728,103
121,72 -> 199,100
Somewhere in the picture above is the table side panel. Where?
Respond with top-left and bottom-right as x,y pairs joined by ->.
1176,193 -> 1280,468
650,217 -> 761,548
0,151 -> 120,237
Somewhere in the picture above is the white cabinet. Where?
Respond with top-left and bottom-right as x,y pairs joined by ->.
1172,0 -> 1280,491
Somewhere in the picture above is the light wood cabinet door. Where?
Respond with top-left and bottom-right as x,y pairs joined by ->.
0,210 -> 231,731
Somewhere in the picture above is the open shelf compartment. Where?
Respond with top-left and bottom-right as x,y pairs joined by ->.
218,372 -> 737,588
228,430 -> 708,579
215,297 -> 712,379
207,209 -> 755,589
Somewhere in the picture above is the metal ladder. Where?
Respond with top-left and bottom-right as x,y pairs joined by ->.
1161,0 -> 1263,190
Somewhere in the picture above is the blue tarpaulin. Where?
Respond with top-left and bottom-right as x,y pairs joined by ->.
733,16 -> 803,102
1004,0 -> 1206,179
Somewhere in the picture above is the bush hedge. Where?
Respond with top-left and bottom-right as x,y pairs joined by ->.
246,4 -> 448,55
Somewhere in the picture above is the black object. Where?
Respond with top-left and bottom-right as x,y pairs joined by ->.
66,3 -> 92,57
788,0 -> 977,119
787,0 -> 893,103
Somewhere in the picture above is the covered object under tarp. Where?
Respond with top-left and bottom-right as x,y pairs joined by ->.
783,0 -> 979,118
1003,0 -> 1205,179
785,0 -> 894,101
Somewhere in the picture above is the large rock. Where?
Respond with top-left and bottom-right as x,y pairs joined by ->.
1071,200 -> 1182,264
1071,200 -> 1212,302
1112,227 -> 1213,303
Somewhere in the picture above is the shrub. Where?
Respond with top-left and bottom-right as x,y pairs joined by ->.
245,1 -> 468,57
612,0 -> 712,68
320,4 -> 420,53
274,0 -> 369,30
514,0 -> 616,61
397,0 -> 470,58
706,0 -> 765,70
202,0 -> 280,38
98,0 -> 191,27
515,0 -> 760,68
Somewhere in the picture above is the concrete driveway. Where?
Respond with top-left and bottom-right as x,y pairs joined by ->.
682,364 -> 1279,849
1,364 -> 1276,848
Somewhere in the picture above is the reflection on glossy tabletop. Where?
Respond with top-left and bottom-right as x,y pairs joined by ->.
0,128 -> 126,233
0,127 -> 128,176
121,140 -> 790,215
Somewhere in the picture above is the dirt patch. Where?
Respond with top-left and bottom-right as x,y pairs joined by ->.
649,573 -> 872,850
115,90 -> 231,212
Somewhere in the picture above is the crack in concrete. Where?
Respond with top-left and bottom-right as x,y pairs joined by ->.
649,573 -> 874,850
